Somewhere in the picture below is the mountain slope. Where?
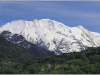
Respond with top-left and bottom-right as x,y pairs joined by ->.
23,46 -> 100,74
0,31 -> 54,57
0,19 -> 100,55
1,46 -> 100,74
0,36 -> 32,63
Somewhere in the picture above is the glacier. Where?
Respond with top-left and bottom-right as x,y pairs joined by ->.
0,19 -> 100,55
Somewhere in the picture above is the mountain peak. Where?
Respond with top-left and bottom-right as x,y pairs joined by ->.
77,25 -> 84,28
41,18 -> 51,21
0,19 -> 100,55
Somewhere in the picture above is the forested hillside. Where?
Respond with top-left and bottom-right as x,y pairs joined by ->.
0,36 -> 32,73
0,36 -> 100,74
20,46 -> 100,74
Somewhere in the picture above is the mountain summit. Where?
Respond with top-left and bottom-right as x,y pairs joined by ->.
0,19 -> 100,55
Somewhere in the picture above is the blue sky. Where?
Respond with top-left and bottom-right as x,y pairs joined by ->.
0,1 -> 100,33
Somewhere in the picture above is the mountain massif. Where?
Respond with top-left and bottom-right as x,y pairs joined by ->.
0,31 -> 54,57
0,19 -> 100,74
0,19 -> 100,55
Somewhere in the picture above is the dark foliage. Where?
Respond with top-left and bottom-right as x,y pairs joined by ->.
0,35 -> 100,74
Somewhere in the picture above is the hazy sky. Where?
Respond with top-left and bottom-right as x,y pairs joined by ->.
0,1 -> 100,33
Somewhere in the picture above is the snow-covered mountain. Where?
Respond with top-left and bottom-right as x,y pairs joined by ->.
0,31 -> 55,57
0,19 -> 100,55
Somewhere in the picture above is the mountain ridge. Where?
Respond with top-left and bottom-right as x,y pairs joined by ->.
0,19 -> 100,55
0,31 -> 55,57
